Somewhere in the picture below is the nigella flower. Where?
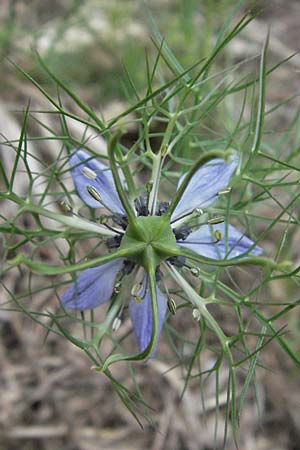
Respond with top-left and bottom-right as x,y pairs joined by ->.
60,149 -> 261,354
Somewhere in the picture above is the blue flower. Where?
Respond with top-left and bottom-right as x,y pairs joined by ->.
60,150 -> 261,353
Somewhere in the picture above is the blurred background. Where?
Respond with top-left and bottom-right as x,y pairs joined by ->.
1,1 -> 300,449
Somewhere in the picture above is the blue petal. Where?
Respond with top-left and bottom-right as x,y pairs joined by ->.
178,223 -> 262,259
129,275 -> 167,353
69,150 -> 125,214
172,154 -> 238,220
60,259 -> 124,310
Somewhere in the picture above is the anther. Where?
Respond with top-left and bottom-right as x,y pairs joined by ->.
207,217 -> 224,225
214,230 -> 223,241
190,267 -> 200,277
131,267 -> 145,302
99,216 -> 109,225
100,217 -> 123,235
131,283 -> 143,302
218,188 -> 232,195
192,308 -> 201,322
106,235 -> 123,249
112,214 -> 128,230
122,260 -> 135,275
155,268 -> 163,282
112,317 -> 122,332
82,167 -> 97,180
168,256 -> 186,268
87,185 -> 103,204
134,196 -> 149,216
114,281 -> 122,294
157,201 -> 170,216
57,200 -> 73,215
170,207 -> 202,224
173,224 -> 191,241
146,181 -> 153,193
167,297 -> 177,315
193,208 -> 204,216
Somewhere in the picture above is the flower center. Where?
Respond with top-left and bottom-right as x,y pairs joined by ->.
120,215 -> 178,267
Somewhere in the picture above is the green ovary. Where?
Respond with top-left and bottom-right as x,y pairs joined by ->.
120,215 -> 178,267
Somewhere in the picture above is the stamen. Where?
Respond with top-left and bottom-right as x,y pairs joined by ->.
57,199 -> 73,215
114,281 -> 122,294
106,234 -> 123,249
131,267 -> 146,302
214,230 -> 223,241
179,239 -> 220,245
218,187 -> 232,195
207,217 -> 224,225
99,216 -> 108,225
190,267 -> 200,277
87,185 -> 103,204
168,256 -> 186,268
86,185 -> 117,215
178,228 -> 223,246
173,224 -> 191,241
122,260 -> 135,275
131,283 -> 143,302
167,296 -> 177,315
192,308 -> 201,322
146,181 -> 153,193
170,207 -> 203,225
112,316 -> 122,332
145,181 -> 153,210
112,214 -> 128,230
155,267 -> 163,282
134,195 -> 149,216
100,216 -> 124,235
157,201 -> 170,216
82,166 -> 97,180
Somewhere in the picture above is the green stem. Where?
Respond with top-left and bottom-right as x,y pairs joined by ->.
1,192 -> 115,237
166,264 -> 230,350
116,146 -> 137,199
153,242 -> 276,269
148,152 -> 163,215
7,244 -> 146,275
166,263 -> 237,434
107,133 -> 137,225
98,247 -> 159,370
148,112 -> 179,215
